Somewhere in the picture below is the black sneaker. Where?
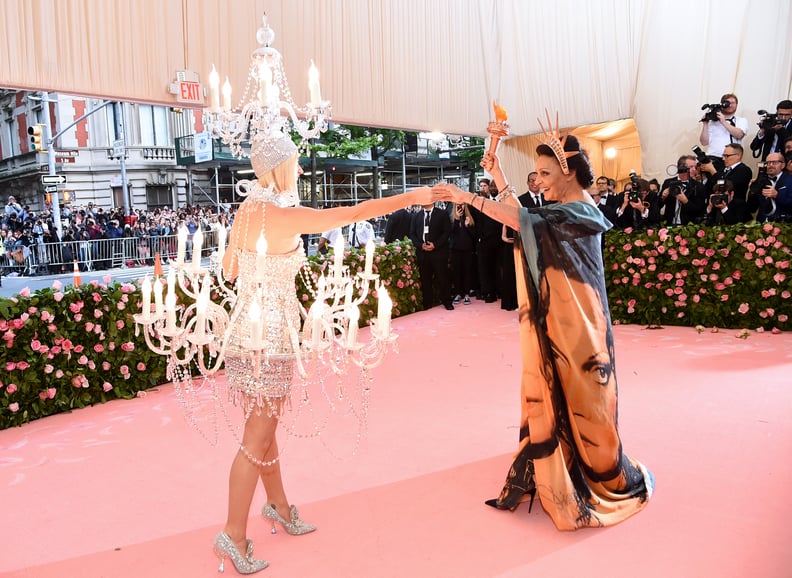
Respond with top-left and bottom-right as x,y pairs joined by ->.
463,296 -> 471,305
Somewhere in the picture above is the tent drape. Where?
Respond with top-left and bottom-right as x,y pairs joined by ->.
1,0 -> 790,181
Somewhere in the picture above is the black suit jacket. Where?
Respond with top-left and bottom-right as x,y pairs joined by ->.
384,208 -> 414,243
705,197 -> 750,225
711,162 -> 753,202
518,191 -> 544,208
409,207 -> 451,253
749,121 -> 792,161
659,178 -> 706,225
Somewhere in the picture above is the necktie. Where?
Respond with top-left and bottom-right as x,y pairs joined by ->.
535,195 -> 542,206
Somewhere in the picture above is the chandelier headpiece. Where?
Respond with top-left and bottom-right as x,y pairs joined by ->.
204,15 -> 331,159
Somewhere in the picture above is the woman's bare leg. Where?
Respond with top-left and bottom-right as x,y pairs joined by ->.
258,436 -> 291,516
223,410 -> 279,553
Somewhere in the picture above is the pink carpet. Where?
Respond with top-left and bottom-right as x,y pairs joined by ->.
2,302 -> 791,578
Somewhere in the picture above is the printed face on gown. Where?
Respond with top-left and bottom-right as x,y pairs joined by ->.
543,270 -> 620,476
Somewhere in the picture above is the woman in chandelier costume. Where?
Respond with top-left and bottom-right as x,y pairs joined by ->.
434,122 -> 654,530
212,129 -> 434,573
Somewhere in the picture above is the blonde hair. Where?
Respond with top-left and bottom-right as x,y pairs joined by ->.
257,153 -> 299,193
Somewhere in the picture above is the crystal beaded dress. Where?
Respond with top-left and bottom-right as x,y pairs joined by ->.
224,244 -> 306,414
492,201 -> 654,530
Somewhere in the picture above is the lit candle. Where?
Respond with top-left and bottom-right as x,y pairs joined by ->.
364,239 -> 375,276
333,236 -> 344,278
311,302 -> 324,348
217,223 -> 227,262
248,299 -> 261,349
222,77 -> 232,111
259,63 -> 272,106
346,306 -> 359,348
167,267 -> 176,299
308,60 -> 322,108
153,278 -> 163,316
308,60 -> 322,107
176,227 -> 187,266
141,276 -> 151,320
194,275 -> 210,335
377,283 -> 392,338
192,229 -> 203,270
209,65 -> 220,111
165,292 -> 177,331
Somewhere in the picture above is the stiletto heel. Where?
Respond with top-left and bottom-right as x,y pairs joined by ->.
261,503 -> 316,535
213,532 -> 269,574
527,488 -> 536,513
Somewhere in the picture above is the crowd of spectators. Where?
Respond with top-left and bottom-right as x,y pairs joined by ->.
2,199 -> 232,277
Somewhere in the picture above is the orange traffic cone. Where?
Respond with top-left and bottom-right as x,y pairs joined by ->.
153,252 -> 163,277
72,260 -> 82,287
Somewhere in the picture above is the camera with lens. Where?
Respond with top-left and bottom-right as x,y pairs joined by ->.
757,109 -> 780,131
628,191 -> 642,203
749,162 -> 772,195
711,180 -> 729,206
700,101 -> 728,123
629,169 -> 640,186
691,145 -> 709,164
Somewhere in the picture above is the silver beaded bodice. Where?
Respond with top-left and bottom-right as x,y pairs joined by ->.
225,245 -> 306,406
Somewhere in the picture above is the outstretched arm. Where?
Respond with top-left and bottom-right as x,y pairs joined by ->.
267,187 -> 433,238
433,183 -> 520,230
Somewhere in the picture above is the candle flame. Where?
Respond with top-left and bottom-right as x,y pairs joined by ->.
493,101 -> 508,122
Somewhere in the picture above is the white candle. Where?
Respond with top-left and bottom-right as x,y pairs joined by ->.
217,224 -> 227,262
256,232 -> 268,281
141,276 -> 151,320
153,278 -> 163,316
222,77 -> 232,111
165,292 -> 177,331
346,306 -> 359,348
194,276 -> 210,334
311,302 -> 324,348
364,239 -> 375,276
176,227 -> 187,266
345,281 -> 353,306
333,236 -> 344,278
377,284 -> 392,338
209,65 -> 220,111
167,268 -> 176,299
259,63 -> 272,106
192,229 -> 203,270
248,299 -> 262,349
308,60 -> 322,107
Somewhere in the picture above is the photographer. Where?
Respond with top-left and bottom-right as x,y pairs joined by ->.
697,143 -> 752,202
698,93 -> 748,170
749,100 -> 792,161
748,152 -> 792,222
705,179 -> 750,226
659,156 -> 706,225
615,177 -> 660,230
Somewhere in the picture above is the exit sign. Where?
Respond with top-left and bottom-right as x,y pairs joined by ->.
175,81 -> 204,105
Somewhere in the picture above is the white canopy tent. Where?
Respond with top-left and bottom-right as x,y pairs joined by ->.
1,0 -> 790,186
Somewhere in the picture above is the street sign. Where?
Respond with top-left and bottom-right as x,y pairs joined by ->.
41,174 -> 67,185
112,139 -> 125,158
55,149 -> 79,158
44,185 -> 58,193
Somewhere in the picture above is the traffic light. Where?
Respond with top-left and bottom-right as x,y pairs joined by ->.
28,124 -> 46,152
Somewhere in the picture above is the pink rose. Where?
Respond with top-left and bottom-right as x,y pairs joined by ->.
19,287 -> 31,297
103,382 -> 113,392
720,294 -> 729,301
73,314 -> 82,322
778,314 -> 788,322
16,361 -> 29,370
94,344 -> 105,353
93,309 -> 102,319
738,303 -> 750,314
44,364 -> 54,374
136,362 -> 146,371
55,370 -> 64,378
696,230 -> 705,238
9,403 -> 19,413
7,383 -> 18,394
85,322 -> 95,332
5,362 -> 16,372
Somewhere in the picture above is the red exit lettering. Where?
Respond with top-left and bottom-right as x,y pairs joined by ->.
178,81 -> 203,104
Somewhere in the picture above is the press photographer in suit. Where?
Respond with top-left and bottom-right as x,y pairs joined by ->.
659,157 -> 706,226
748,152 -> 792,222
704,178 -> 750,226
698,143 -> 753,202
750,100 -> 792,161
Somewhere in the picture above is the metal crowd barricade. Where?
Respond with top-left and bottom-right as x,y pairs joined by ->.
0,230 -> 223,277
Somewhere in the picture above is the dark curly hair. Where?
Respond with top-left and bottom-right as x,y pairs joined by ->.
536,134 -> 594,189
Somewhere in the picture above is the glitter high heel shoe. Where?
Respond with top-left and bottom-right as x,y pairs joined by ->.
213,532 -> 269,574
261,504 -> 316,535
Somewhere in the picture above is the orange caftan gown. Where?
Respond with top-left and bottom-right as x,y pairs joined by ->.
491,201 -> 654,530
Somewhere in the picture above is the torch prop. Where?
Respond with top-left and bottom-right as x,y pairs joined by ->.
486,101 -> 510,155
